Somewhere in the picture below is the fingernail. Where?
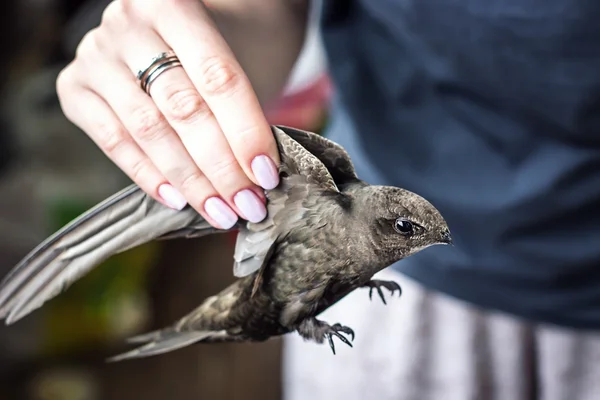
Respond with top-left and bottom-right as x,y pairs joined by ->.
234,189 -> 267,223
251,155 -> 279,190
158,184 -> 187,210
204,197 -> 238,229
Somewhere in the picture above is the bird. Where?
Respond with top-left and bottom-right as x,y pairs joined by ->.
0,125 -> 452,361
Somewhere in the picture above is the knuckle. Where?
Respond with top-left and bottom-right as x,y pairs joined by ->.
207,156 -> 239,183
120,0 -> 141,13
120,0 -> 157,20
75,29 -> 102,59
177,169 -> 206,193
55,66 -> 75,100
98,126 -> 127,155
199,56 -> 240,97
163,88 -> 210,124
233,124 -> 262,143
100,1 -> 125,26
162,0 -> 189,9
131,107 -> 167,142
128,156 -> 154,184
55,66 -> 82,122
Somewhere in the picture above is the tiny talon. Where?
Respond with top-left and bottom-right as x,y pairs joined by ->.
334,331 -> 353,347
331,324 -> 355,343
296,318 -> 355,355
327,334 -> 336,355
363,280 -> 402,304
377,287 -> 387,305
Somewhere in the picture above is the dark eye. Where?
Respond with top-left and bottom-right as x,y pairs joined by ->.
394,218 -> 414,235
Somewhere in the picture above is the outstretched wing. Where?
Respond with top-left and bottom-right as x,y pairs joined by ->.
0,184 -> 218,324
0,125 -> 352,322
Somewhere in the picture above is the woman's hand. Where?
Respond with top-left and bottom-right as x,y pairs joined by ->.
56,0 -> 281,229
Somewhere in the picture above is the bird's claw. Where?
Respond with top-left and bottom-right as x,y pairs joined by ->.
325,323 -> 355,354
296,318 -> 355,355
364,280 -> 402,305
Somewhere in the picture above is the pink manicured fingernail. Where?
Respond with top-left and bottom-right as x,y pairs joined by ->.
204,197 -> 238,229
234,189 -> 267,223
251,155 -> 279,190
158,184 -> 187,210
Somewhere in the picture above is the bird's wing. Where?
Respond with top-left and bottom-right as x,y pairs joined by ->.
272,125 -> 340,192
231,126 -> 340,277
275,125 -> 359,185
0,184 -> 219,324
232,211 -> 282,278
0,125 -> 345,321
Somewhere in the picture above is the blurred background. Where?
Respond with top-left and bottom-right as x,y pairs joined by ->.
0,1 -> 330,399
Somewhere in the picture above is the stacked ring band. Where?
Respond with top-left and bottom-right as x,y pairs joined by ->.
136,50 -> 182,94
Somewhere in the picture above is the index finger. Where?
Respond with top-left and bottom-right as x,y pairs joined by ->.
152,1 -> 280,190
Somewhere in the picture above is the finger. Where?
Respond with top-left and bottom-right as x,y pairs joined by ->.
56,82 -> 187,211
78,60 -> 239,229
151,2 -> 281,190
118,30 -> 268,223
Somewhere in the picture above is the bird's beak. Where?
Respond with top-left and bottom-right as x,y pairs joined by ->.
440,229 -> 453,245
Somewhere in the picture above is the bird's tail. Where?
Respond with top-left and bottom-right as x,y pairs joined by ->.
0,184 -> 216,324
106,327 -> 230,362
108,278 -> 251,362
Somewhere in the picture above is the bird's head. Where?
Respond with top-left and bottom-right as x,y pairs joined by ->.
352,185 -> 452,266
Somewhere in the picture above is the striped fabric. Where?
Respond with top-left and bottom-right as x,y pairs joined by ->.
283,268 -> 600,400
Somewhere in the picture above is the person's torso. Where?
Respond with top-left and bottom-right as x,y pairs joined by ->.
319,0 -> 600,328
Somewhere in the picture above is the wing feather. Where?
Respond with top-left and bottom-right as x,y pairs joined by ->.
275,125 -> 359,184
231,127 -> 341,277
0,184 -> 212,323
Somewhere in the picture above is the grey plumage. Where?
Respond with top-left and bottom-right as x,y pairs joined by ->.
0,125 -> 452,361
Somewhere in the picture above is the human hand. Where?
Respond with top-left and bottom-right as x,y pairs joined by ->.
56,0 -> 281,229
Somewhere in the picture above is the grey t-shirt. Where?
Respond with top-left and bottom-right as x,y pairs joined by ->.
320,0 -> 600,328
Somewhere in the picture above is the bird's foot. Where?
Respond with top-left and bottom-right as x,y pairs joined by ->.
362,279 -> 402,305
296,318 -> 355,355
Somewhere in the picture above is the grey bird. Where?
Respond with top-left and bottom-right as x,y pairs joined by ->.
0,125 -> 452,361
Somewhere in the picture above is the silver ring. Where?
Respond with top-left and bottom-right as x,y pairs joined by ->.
136,50 -> 182,94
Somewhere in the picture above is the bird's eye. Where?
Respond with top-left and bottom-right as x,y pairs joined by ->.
394,218 -> 414,235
